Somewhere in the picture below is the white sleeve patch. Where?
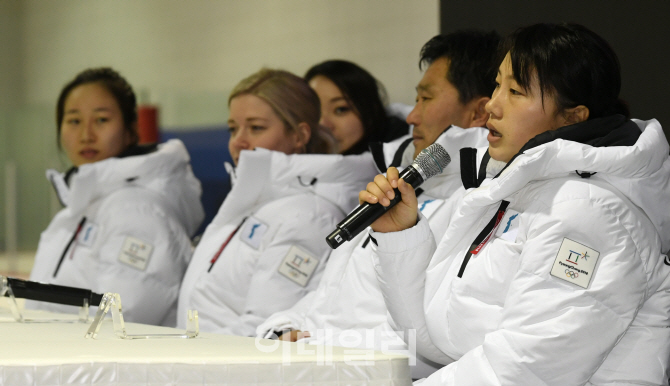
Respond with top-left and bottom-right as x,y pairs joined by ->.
550,238 -> 600,289
418,198 -> 444,218
240,217 -> 268,250
277,245 -> 319,287
495,209 -> 520,242
77,222 -> 98,248
118,236 -> 154,271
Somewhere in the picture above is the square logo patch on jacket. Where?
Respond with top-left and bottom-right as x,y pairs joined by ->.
495,209 -> 520,242
278,245 -> 319,287
118,236 -> 154,271
550,238 -> 600,289
78,222 -> 98,248
240,217 -> 268,250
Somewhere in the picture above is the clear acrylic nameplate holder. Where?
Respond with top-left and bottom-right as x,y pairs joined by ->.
85,292 -> 199,340
0,276 -> 90,323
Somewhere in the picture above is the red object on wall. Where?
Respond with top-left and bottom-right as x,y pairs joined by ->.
137,105 -> 160,144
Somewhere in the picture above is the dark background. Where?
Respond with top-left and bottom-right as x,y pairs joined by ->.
440,0 -> 670,141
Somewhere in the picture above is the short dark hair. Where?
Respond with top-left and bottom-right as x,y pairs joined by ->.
56,67 -> 139,146
502,23 -> 629,119
304,60 -> 391,155
420,30 -> 501,104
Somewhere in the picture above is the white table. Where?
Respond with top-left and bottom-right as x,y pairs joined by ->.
0,309 -> 411,385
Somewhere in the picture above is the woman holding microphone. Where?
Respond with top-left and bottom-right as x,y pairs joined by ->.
363,23 -> 670,384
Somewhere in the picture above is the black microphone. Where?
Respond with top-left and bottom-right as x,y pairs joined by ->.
3,277 -> 103,307
326,143 -> 451,249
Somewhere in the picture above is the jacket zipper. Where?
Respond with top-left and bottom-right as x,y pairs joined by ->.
457,201 -> 509,278
208,218 -> 247,272
53,216 -> 87,278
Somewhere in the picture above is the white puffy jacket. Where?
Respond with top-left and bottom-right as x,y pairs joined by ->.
256,127 -> 489,378
372,117 -> 670,385
27,140 -> 204,326
177,149 -> 378,336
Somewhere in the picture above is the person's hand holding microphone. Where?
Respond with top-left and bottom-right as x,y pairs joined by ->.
326,143 -> 451,249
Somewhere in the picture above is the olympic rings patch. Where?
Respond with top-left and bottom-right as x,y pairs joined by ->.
551,238 -> 600,289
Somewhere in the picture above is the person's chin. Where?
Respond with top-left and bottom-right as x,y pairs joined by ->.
487,144 -> 498,156
74,159 -> 92,167
80,153 -> 109,165
413,137 -> 425,149
487,146 -> 509,163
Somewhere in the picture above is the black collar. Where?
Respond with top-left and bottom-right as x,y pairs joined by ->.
459,115 -> 641,187
460,148 -> 490,189
494,115 -> 640,179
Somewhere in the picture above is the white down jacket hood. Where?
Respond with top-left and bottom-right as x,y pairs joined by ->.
28,139 -> 204,326
372,116 -> 670,385
53,139 -> 203,235
220,148 -> 377,227
177,149 -> 378,336
470,117 -> 670,251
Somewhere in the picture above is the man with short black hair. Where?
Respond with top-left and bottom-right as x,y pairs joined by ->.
409,30 -> 500,157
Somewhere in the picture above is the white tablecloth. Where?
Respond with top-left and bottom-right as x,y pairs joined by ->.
0,309 -> 411,385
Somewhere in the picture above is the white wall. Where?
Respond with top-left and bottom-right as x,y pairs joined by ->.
1,0 -> 439,250
22,0 -> 439,127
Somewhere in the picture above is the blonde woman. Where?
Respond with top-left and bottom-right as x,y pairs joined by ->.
177,69 -> 377,335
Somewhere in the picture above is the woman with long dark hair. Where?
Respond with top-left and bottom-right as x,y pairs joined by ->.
363,23 -> 670,384
305,60 -> 408,155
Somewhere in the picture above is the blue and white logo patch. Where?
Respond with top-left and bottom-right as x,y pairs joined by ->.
495,209 -> 520,242
78,221 -> 98,248
418,199 -> 444,219
240,217 -> 268,250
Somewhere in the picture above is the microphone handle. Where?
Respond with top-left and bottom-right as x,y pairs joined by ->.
4,277 -> 103,307
326,165 -> 424,249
